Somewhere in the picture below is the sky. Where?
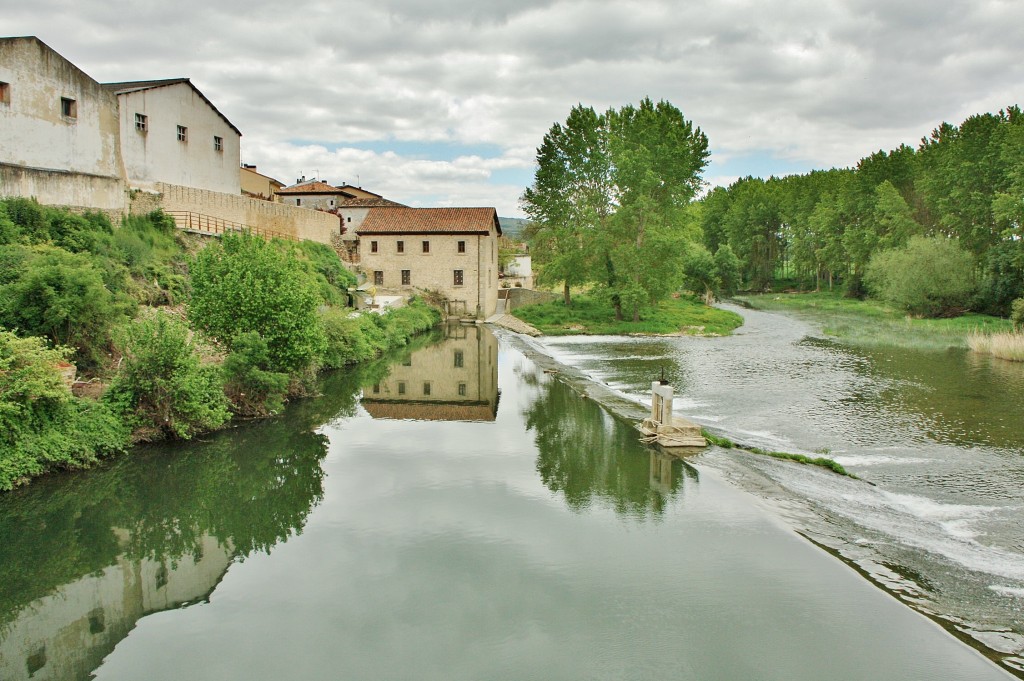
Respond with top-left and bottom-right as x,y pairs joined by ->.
5,0 -> 1024,216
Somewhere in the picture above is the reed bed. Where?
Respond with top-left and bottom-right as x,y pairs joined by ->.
967,330 -> 1024,362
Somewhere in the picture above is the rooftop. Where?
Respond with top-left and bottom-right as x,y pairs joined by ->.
355,207 -> 501,236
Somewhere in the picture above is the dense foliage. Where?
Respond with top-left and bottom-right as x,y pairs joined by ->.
701,106 -> 1024,318
0,199 -> 440,489
522,98 -> 711,320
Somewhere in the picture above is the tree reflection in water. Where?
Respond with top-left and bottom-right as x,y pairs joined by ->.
524,375 -> 697,519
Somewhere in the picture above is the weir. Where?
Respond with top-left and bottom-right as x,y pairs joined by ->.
638,382 -> 706,449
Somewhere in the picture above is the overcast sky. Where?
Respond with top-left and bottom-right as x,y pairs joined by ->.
6,0 -> 1023,215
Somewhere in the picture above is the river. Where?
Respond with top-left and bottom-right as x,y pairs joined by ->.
0,320 -> 1019,680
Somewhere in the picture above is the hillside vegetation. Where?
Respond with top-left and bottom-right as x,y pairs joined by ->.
0,198 -> 439,490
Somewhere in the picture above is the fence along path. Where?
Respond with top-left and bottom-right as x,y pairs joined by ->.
166,210 -> 299,242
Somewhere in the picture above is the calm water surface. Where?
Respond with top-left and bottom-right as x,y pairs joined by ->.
0,324 -> 1016,680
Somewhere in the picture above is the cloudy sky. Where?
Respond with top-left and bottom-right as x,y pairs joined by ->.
6,0 -> 1023,215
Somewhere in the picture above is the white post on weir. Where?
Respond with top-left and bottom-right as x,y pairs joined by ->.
651,381 -> 674,424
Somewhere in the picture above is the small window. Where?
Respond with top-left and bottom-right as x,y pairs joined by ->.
374,270 -> 383,285
176,125 -> 187,142
454,350 -> 464,368
296,198 -> 301,206
401,269 -> 410,286
329,199 -> 334,207
61,97 -> 76,119
372,384 -> 380,394
423,382 -> 431,396
458,382 -> 467,396
347,217 -> 352,223
0,81 -> 9,105
454,269 -> 464,286
214,135 -> 223,152
134,112 -> 147,132
371,240 -> 378,253
398,381 -> 406,395
422,240 -> 430,253
397,240 -> 404,253
458,240 -> 466,253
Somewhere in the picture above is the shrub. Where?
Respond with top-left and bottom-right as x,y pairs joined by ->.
106,312 -> 230,440
189,233 -> 326,372
713,244 -> 742,297
0,331 -> 127,490
1012,298 -> 1024,330
864,236 -> 976,317
222,332 -> 290,416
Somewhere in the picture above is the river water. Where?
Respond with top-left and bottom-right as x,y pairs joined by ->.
0,321 -> 1019,679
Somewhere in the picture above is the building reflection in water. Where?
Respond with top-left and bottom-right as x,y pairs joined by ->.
0,533 -> 232,681
362,324 -> 499,422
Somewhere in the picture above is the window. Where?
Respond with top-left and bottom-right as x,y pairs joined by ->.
401,269 -> 411,286
423,382 -> 431,396
134,113 -> 147,132
397,240 -> 404,253
374,270 -> 384,285
372,384 -> 380,394
371,240 -> 378,253
453,269 -> 464,286
176,125 -> 188,142
458,240 -> 466,253
454,350 -> 464,368
398,381 -> 406,395
61,97 -> 76,119
0,81 -> 9,106
347,217 -> 352,223
214,135 -> 223,152
458,382 -> 467,396
422,240 -> 430,253
296,198 -> 301,206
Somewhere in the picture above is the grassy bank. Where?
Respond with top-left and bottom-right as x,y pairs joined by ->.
736,291 -> 1012,349
702,430 -> 857,478
511,294 -> 743,336
967,331 -> 1024,362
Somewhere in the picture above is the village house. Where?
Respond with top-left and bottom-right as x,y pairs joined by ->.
240,164 -> 284,201
355,206 -> 502,318
0,36 -> 125,212
105,78 -> 241,194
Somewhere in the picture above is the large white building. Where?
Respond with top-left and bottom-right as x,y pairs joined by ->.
106,79 -> 242,194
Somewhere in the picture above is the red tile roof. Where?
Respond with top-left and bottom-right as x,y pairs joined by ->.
355,207 -> 501,236
277,181 -> 354,195
339,197 -> 407,207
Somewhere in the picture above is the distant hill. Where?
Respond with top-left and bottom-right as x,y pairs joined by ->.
499,217 -> 530,241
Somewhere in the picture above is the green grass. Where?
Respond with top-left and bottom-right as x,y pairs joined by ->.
511,294 -> 744,336
736,290 -> 1013,349
702,429 -> 857,478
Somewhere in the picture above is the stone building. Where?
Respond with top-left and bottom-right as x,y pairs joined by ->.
240,164 -> 284,200
0,36 -> 125,211
355,206 -> 502,318
105,78 -> 242,194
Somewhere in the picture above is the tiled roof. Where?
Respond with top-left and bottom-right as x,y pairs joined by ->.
355,207 -> 501,236
103,78 -> 242,137
361,400 -> 497,422
339,197 -> 407,207
277,181 -> 353,195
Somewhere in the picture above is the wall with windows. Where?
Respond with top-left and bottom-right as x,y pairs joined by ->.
357,230 -> 500,318
0,37 -> 125,210
115,83 -> 240,194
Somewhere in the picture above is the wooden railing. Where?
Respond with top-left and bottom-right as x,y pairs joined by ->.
166,210 -> 299,242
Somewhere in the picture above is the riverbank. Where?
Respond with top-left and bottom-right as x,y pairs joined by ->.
735,290 -> 1012,349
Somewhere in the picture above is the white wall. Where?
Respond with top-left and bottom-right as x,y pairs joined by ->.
117,82 -> 240,194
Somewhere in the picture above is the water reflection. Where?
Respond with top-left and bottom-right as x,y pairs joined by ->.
525,375 -> 696,518
362,324 -> 499,422
0,372 -> 359,681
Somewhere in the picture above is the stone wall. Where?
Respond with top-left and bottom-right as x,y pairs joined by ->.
0,162 -> 125,214
507,288 -> 558,310
155,182 -> 341,244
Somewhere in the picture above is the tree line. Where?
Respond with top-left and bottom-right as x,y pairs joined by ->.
700,106 -> 1024,317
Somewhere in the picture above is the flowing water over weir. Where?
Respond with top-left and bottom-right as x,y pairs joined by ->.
0,322 -> 1020,680
531,305 -> 1024,675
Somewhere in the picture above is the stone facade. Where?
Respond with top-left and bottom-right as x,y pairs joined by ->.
356,207 -> 501,319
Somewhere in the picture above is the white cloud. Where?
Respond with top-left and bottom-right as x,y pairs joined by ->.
5,0 -> 1023,216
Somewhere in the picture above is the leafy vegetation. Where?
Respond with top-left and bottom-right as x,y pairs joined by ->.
864,236 -> 976,317
0,198 -> 442,489
701,106 -> 1024,320
701,429 -> 855,478
512,294 -> 742,336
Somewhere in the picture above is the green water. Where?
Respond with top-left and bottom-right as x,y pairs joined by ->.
0,325 -> 1014,680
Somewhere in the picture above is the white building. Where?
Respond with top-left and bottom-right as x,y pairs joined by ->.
105,78 -> 241,194
0,36 -> 125,211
